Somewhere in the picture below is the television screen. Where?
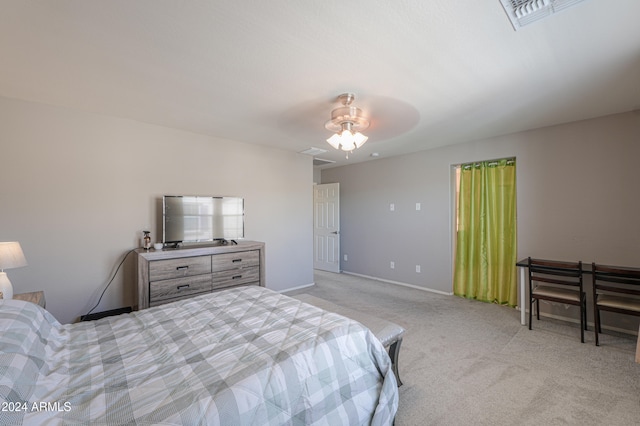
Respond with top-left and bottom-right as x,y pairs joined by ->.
163,196 -> 244,244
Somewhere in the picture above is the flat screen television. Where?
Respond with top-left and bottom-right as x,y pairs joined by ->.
162,195 -> 244,245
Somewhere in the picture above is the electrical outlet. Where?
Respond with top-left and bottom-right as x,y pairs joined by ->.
416,265 -> 421,273
390,261 -> 395,269
390,203 -> 395,211
416,203 -> 421,211
344,254 -> 348,261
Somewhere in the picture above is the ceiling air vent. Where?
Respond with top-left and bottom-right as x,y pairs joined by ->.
499,0 -> 589,30
299,147 -> 327,156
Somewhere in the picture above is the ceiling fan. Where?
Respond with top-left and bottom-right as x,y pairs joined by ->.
324,93 -> 370,156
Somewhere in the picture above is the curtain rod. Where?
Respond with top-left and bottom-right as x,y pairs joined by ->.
460,157 -> 515,170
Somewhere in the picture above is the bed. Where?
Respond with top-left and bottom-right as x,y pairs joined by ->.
0,286 -> 398,425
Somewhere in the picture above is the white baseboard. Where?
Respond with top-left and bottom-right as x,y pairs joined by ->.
279,282 -> 315,294
342,271 -> 454,296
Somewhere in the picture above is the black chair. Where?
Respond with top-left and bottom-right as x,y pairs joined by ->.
592,263 -> 640,346
528,257 -> 586,343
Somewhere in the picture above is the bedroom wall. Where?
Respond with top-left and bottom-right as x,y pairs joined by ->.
321,111 -> 640,332
0,96 -> 314,324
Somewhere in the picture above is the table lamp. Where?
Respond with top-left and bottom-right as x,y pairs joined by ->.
0,242 -> 28,300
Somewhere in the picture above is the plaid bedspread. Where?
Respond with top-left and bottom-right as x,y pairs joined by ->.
0,286 -> 398,425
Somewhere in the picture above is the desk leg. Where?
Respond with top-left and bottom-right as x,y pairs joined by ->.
519,266 -> 526,325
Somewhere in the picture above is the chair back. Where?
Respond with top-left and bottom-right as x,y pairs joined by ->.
592,263 -> 640,298
528,258 -> 583,291
527,257 -> 586,342
592,262 -> 640,346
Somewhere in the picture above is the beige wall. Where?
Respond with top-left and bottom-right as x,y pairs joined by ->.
322,111 -> 640,331
1,97 -> 314,324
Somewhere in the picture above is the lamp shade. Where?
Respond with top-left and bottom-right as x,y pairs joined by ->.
0,242 -> 28,270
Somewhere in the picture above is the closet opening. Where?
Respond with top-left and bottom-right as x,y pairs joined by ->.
452,158 -> 517,306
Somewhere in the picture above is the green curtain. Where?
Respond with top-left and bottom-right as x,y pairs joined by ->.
453,159 -> 517,306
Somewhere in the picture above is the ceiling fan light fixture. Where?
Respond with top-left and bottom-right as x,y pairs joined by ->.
326,133 -> 342,150
326,121 -> 369,152
326,132 -> 369,152
325,93 -> 370,155
351,131 -> 368,149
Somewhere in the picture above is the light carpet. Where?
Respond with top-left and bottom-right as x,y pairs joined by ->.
286,270 -> 640,426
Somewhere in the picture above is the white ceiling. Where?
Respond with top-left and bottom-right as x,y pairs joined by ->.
2,1 -> 639,168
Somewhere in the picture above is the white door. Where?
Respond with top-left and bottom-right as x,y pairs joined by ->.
313,183 -> 340,272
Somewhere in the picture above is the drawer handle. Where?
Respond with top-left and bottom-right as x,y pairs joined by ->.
232,259 -> 242,263
177,284 -> 190,290
176,266 -> 189,271
232,275 -> 243,280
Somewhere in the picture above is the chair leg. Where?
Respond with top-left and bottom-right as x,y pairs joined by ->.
528,297 -> 533,330
594,307 -> 600,346
579,302 -> 585,343
388,338 -> 403,387
536,297 -> 540,320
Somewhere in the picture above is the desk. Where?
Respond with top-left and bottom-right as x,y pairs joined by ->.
519,259 -> 640,352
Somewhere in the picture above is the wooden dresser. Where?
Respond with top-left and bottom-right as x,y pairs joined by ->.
135,240 -> 265,309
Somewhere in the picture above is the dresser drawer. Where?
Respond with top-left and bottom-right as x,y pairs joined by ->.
211,266 -> 260,290
211,250 -> 259,271
149,256 -> 211,281
149,274 -> 213,305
